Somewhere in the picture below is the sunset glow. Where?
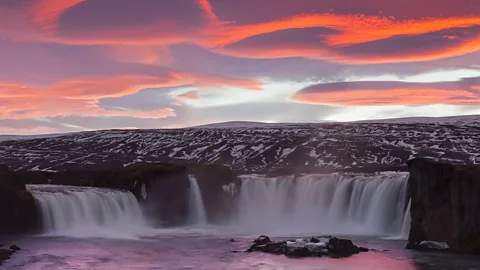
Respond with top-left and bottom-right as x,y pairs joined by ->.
1,0 -> 479,133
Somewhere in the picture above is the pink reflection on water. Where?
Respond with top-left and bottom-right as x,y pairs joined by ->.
234,252 -> 415,270
4,236 -> 419,270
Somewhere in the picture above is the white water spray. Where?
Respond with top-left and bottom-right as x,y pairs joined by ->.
27,185 -> 155,239
234,173 -> 410,236
188,175 -> 207,226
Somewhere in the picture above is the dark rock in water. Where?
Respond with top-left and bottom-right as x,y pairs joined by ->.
328,237 -> 361,257
0,248 -> 14,265
407,158 -> 480,254
254,235 -> 271,245
0,165 -> 39,234
0,244 -> 20,266
229,239 -> 236,242
9,245 -> 20,251
247,235 -> 366,258
285,247 -> 313,258
310,237 -> 320,243
248,236 -> 286,254
263,241 -> 287,255
407,241 -> 450,252
358,247 -> 369,252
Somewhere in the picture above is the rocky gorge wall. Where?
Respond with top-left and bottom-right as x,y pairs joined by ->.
0,165 -> 38,235
2,162 -> 239,229
407,158 -> 480,254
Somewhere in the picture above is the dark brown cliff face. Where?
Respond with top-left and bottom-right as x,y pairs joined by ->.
7,162 -> 239,227
407,158 -> 480,254
0,165 -> 38,235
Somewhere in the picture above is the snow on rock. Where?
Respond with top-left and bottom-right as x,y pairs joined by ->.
0,121 -> 479,173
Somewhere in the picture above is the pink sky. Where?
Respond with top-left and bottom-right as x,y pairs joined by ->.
1,0 -> 480,134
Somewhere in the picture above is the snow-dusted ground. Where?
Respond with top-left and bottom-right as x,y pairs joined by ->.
0,121 -> 479,172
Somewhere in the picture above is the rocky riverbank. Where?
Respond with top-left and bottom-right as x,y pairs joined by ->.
407,158 -> 480,254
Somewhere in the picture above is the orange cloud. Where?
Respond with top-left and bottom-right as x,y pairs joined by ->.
28,0 -> 86,33
213,14 -> 480,47
0,72 -> 262,119
290,80 -> 480,106
104,45 -> 173,65
46,75 -> 182,99
196,0 -> 220,23
0,97 -> 175,119
176,90 -> 200,100
211,14 -> 480,63
1,0 -> 479,70
217,32 -> 480,64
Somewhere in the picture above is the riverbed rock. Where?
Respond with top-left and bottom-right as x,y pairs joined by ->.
9,245 -> 21,251
0,248 -> 14,265
407,158 -> 480,254
247,235 -> 366,258
327,237 -> 362,257
410,241 -> 450,251
253,235 -> 271,245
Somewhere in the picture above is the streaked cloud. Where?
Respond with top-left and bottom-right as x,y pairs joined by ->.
290,78 -> 480,106
0,72 -> 262,119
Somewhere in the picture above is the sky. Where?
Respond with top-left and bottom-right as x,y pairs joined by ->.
1,0 -> 480,134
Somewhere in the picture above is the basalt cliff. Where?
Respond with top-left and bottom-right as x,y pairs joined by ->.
0,162 -> 238,231
407,158 -> 480,254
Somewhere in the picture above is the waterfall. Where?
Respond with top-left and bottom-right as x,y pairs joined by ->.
27,184 -> 154,239
188,175 -> 207,226
398,199 -> 412,239
235,173 -> 410,236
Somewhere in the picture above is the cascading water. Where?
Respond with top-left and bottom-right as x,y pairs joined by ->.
188,175 -> 207,226
27,185 -> 155,239
398,199 -> 412,239
234,173 -> 410,237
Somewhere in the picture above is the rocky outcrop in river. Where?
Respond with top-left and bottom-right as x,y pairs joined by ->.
246,235 -> 368,258
407,158 -> 480,254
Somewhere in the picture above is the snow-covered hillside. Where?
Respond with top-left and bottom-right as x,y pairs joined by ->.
0,133 -> 71,142
0,121 -> 479,173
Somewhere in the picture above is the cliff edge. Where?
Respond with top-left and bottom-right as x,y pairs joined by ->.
407,158 -> 480,254
0,165 -> 38,235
